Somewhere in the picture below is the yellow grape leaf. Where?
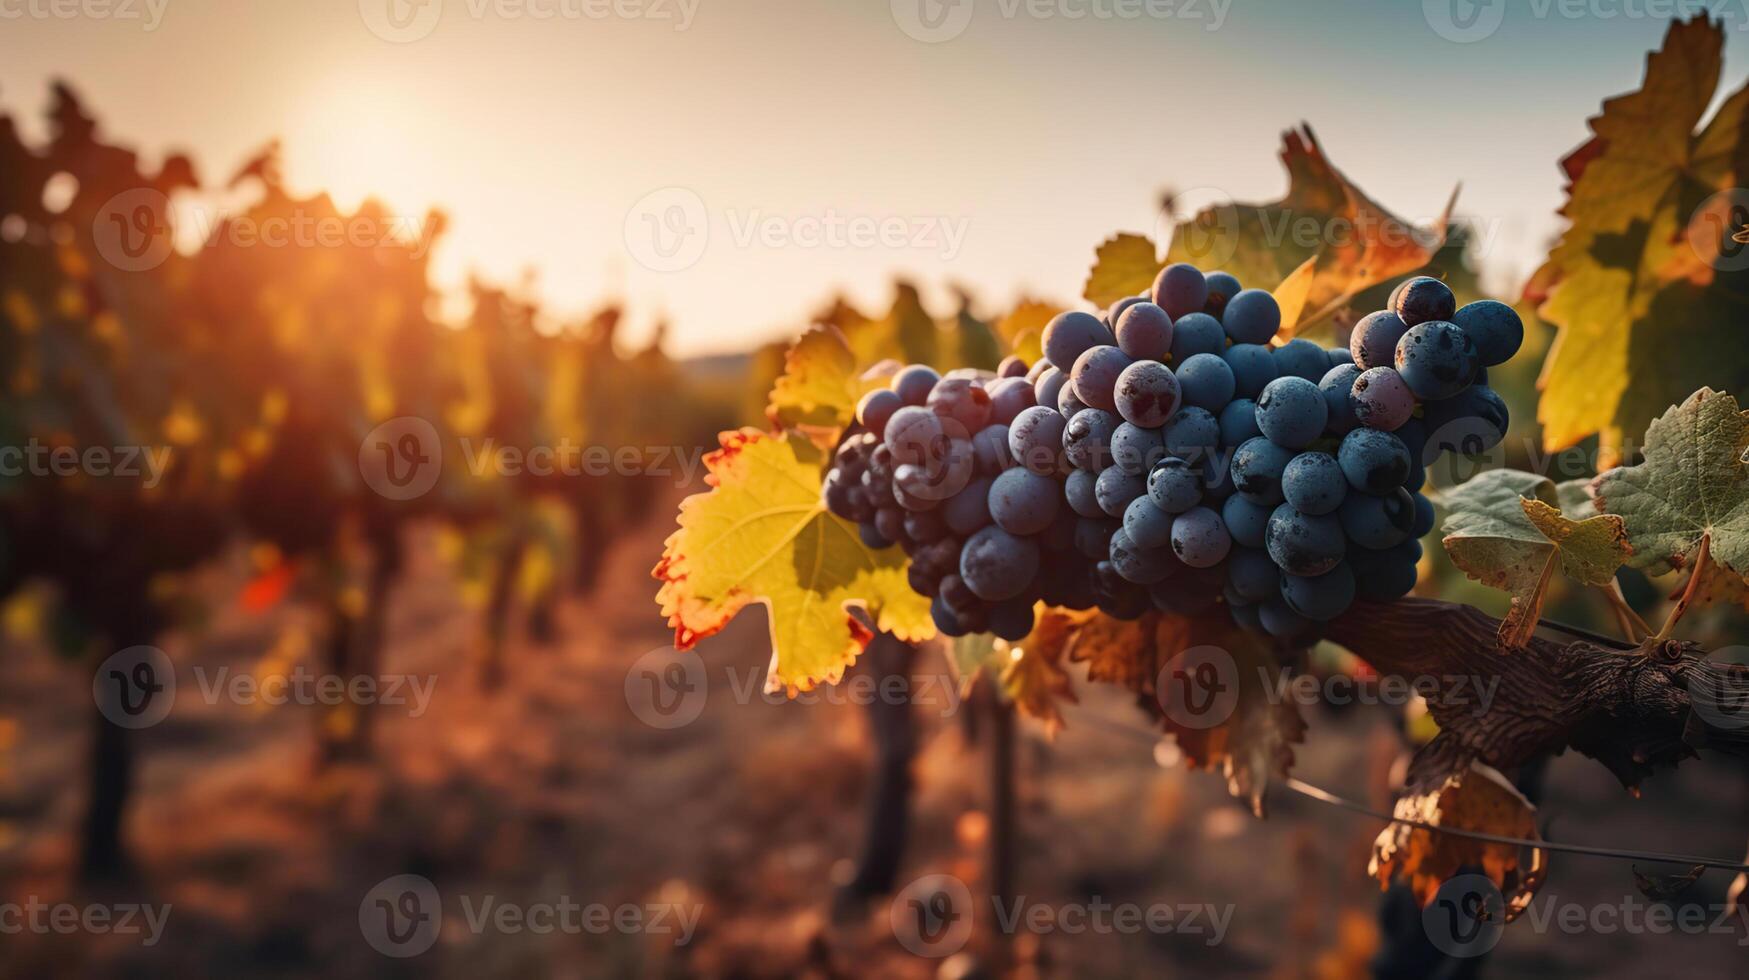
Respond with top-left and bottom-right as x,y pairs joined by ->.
1082,233 -> 1161,309
654,429 -> 933,692
1370,760 -> 1547,924
995,299 -> 1063,365
849,282 -> 938,368
1163,126 -> 1452,334
1065,609 -> 1156,690
1440,470 -> 1630,648
1531,17 -> 1749,461
1000,620 -> 1078,735
765,325 -> 867,430
1271,256 -> 1318,339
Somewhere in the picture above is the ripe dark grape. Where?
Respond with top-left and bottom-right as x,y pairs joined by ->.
1337,486 -> 1414,550
1230,436 -> 1296,506
1057,382 -> 1089,418
1392,276 -> 1457,327
1451,299 -> 1524,367
1350,366 -> 1416,431
960,525 -> 1040,601
972,424 -> 1013,474
1319,364 -> 1363,435
1281,562 -> 1355,621
1095,465 -> 1147,518
941,476 -> 996,535
1394,321 -> 1478,400
1281,452 -> 1347,516
1033,367 -> 1068,413
1063,408 -> 1118,471
928,376 -> 993,431
1349,310 -> 1410,369
1108,294 -> 1150,328
1162,406 -> 1220,461
1147,455 -> 1204,513
884,406 -> 947,466
1255,376 -> 1327,449
857,389 -> 904,437
1168,312 -> 1227,362
1008,406 -> 1067,475
989,468 -> 1061,535
1259,594 -> 1316,640
1272,339 -> 1329,383
989,598 -> 1036,641
1113,360 -> 1182,428
1071,345 -> 1133,412
1042,311 -> 1115,371
1109,529 -> 1176,584
997,355 -> 1029,379
1065,468 -> 1104,518
1114,301 -> 1174,360
1170,506 -> 1231,568
1203,271 -> 1242,318
986,377 -> 1036,425
1411,493 -> 1436,538
1223,344 -> 1278,399
1123,495 -> 1175,549
1265,504 -> 1346,576
860,522 -> 893,550
1075,516 -> 1120,559
1151,262 -> 1209,319
1222,289 -> 1281,345
1227,546 -> 1278,602
1176,352 -> 1237,410
1424,385 -> 1509,453
1110,422 -> 1165,475
904,510 -> 949,544
1338,428 -> 1411,494
1223,493 -> 1273,549
891,365 -> 942,406
1219,398 -> 1263,445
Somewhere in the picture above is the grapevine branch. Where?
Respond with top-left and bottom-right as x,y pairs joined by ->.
1324,598 -> 1749,789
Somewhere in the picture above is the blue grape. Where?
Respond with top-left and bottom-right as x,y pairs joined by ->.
1259,594 -> 1315,640
927,376 -> 993,432
1328,346 -> 1354,368
1350,539 -> 1419,601
1218,398 -> 1263,446
1405,463 -> 1426,493
1452,300 -> 1524,367
1042,311 -> 1114,371
857,389 -> 904,437
1255,376 -> 1328,449
941,475 -> 996,535
1113,360 -> 1182,428
989,598 -> 1036,641
1110,529 -> 1176,584
1057,381 -> 1088,418
1222,289 -> 1281,344
884,406 -> 947,466
1230,436 -> 1296,505
1168,312 -> 1226,363
1151,262 -> 1209,319
1394,416 -> 1430,469
986,377 -> 1036,426
1201,454 -> 1236,502
930,596 -> 967,637
1272,338 -> 1329,383
1033,367 -> 1068,413
1282,452 -> 1347,516
1424,385 -> 1509,454
1229,599 -> 1263,631
1064,408 -> 1118,471
1108,294 -> 1150,328
1170,505 -> 1231,568
1204,271 -> 1242,318
989,468 -> 1061,535
1224,491 -> 1275,549
972,424 -> 1013,474
960,526 -> 1041,601
1123,495 -> 1175,549
1162,406 -> 1221,461
1337,487 -> 1414,550
891,365 -> 941,406
1115,301 -> 1175,360
1411,492 -> 1436,538
1071,344 -> 1133,412
1392,276 -> 1457,327
1075,516 -> 1120,560
1176,352 -> 1237,410
998,355 -> 1029,379
1395,321 -> 1478,400
1008,405 -> 1066,475
1227,546 -> 1280,602
1065,467 -> 1104,519
860,522 -> 893,550
1223,343 -> 1278,399
904,509 -> 948,545
1281,562 -> 1355,621
1350,366 -> 1416,431
1095,465 -> 1147,518
1338,428 -> 1411,494
1265,504 -> 1346,576
1349,310 -> 1410,369
1147,455 -> 1204,513
1319,364 -> 1363,435
1111,421 -> 1165,475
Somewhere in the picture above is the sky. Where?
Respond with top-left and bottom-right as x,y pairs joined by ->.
3,0 -> 1747,355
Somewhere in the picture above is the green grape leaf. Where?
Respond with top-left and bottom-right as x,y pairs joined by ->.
654,429 -> 934,693
948,632 -> 999,688
765,325 -> 867,430
1593,388 -> 1749,586
1530,16 -> 1749,461
1082,233 -> 1160,309
1161,126 -> 1452,335
1441,470 -> 1631,648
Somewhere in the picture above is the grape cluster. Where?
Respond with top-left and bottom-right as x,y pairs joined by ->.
823,265 -> 1523,644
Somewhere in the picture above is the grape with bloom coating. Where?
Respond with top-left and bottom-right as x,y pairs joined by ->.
1095,465 -> 1147,518
857,388 -> 904,437
1110,421 -> 1164,475
1123,495 -> 1174,549
986,377 -> 1036,426
1218,398 -> 1262,446
959,526 -> 1040,601
1350,366 -> 1416,431
1113,360 -> 1182,428
1223,344 -> 1277,399
1204,271 -> 1242,318
1008,405 -> 1066,475
1168,312 -> 1226,363
1349,310 -> 1410,369
1338,427 -> 1411,494
1065,468 -> 1103,518
1281,452 -> 1346,516
1230,436 -> 1296,506
1147,455 -> 1204,513
1272,339 -> 1329,383
1338,486 -> 1414,550
927,376 -> 993,432
884,406 -> 946,466
1222,289 -> 1281,344
1042,311 -> 1115,371
1114,301 -> 1174,360
1072,345 -> 1133,412
1064,408 -> 1118,471
1265,504 -> 1345,577
1151,262 -> 1209,319
1170,506 -> 1231,568
1255,376 -> 1327,449
988,467 -> 1061,535
1176,353 -> 1236,410
1392,276 -> 1457,327
1451,299 -> 1524,366
1394,320 -> 1478,400
1033,367 -> 1068,412
1319,364 -> 1363,434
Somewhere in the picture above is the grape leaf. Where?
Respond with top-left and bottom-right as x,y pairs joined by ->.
1530,17 -> 1749,461
1082,233 -> 1159,310
1001,612 -> 1079,734
654,429 -> 934,692
994,299 -> 1062,366
1440,470 -> 1631,648
948,632 -> 999,688
1161,126 -> 1452,334
765,325 -> 868,430
1370,760 -> 1546,923
1592,388 -> 1749,582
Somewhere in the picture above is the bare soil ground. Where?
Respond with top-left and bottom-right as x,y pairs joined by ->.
2,489 -> 1746,978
